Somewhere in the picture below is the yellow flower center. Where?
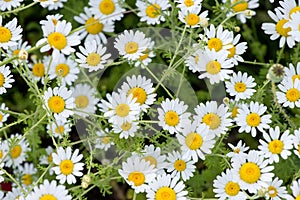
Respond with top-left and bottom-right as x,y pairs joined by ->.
202,113 -> 221,130
48,153 -> 53,163
0,27 -> 12,43
59,159 -> 74,175
185,13 -> 200,26
164,111 -> 179,126
52,19 -> 58,26
146,4 -> 161,18
246,113 -> 260,127
207,38 -> 223,52
86,53 -> 101,66
234,148 -> 240,154
39,194 -> 57,200
22,174 -> 33,185
85,17 -> 103,35
296,195 -> 300,200
184,0 -> 194,7
276,19 -> 291,37
268,186 -> 278,198
102,136 -> 110,144
13,49 -> 20,56
128,171 -> 145,186
292,74 -> 300,82
155,187 -> 176,200
47,32 -> 67,50
232,107 -> 239,118
0,150 -> 3,159
289,6 -> 300,17
32,63 -> 45,77
55,125 -> 64,134
115,103 -> 130,117
239,162 -> 261,183
75,95 -> 89,109
125,42 -> 139,54
55,63 -> 69,77
0,73 -> 5,87
194,55 -> 199,64
139,52 -> 149,61
174,160 -> 186,171
286,88 -> 300,102
206,61 -> 221,75
99,0 -> 115,15
227,44 -> 236,58
268,140 -> 284,154
0,114 -> 2,122
143,156 -> 157,167
234,82 -> 247,93
121,122 -> 132,131
232,0 -> 248,12
185,132 -> 203,150
128,87 -> 147,104
10,145 -> 22,159
225,181 -> 240,196
48,96 -> 65,113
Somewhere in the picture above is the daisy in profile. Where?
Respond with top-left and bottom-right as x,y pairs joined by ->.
157,98 -> 191,134
16,163 -> 37,187
176,0 -> 203,11
226,34 -> 248,65
89,0 -> 125,22
264,177 -> 289,200
47,119 -> 72,138
51,147 -> 84,184
146,173 -> 188,200
119,75 -> 156,112
0,0 -> 23,11
36,20 -> 80,55
178,6 -> 209,28
166,150 -> 196,181
0,103 -> 9,127
0,65 -> 15,95
114,30 -> 152,61
94,129 -> 114,151
177,122 -> 215,162
292,128 -> 300,158
43,86 -> 75,121
25,179 -> 72,200
28,55 -> 50,83
136,0 -> 171,25
204,24 -> 233,52
276,78 -> 300,108
287,179 -> 300,200
231,150 -> 274,194
225,71 -> 256,101
75,40 -> 111,72
112,121 -> 139,139
226,140 -> 249,159
118,154 -> 157,193
194,101 -> 232,137
0,16 -> 22,49
236,101 -> 272,137
229,0 -> 259,23
39,146 -> 54,165
213,169 -> 247,200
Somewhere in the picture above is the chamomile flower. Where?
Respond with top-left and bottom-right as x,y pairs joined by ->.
176,0 -> 203,11
0,0 -> 23,11
287,12 -> 300,42
46,0 -> 67,10
166,150 -> 196,181
28,55 -> 50,83
40,14 -> 63,27
264,177 -> 289,200
204,24 -> 233,52
51,147 -> 84,185
114,30 -> 152,61
226,140 -> 249,159
178,6 -> 209,28
283,62 -> 300,82
0,65 -> 15,95
43,86 -> 75,121
236,101 -> 272,137
37,20 -> 80,55
95,129 -> 114,151
278,0 -> 300,19
158,98 -> 191,135
177,122 -> 215,162
0,16 -> 22,49
25,179 -> 72,200
292,128 -> 300,158
47,119 -> 72,138
3,187 -> 24,200
287,179 -> 300,200
225,71 -> 256,101
213,169 -> 247,200
231,150 -> 274,194
75,40 -> 111,72
133,46 -> 156,68
118,155 -> 157,193
226,34 -> 248,65
112,121 -> 139,139
89,0 -> 125,22
146,174 -> 188,200
229,0 -> 259,23
194,101 -> 232,137
34,0 -> 55,8
16,163 -> 37,187
185,47 -> 205,73
276,78 -> 300,108
40,146 -> 54,165
0,103 -> 9,127
5,40 -> 31,65
136,0 -> 171,25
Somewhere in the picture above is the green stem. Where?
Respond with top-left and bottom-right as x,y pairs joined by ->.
1,1 -> 38,16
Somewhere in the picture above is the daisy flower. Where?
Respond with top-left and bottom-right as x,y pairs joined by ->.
146,173 -> 188,200
236,101 -> 272,137
177,122 -> 215,162
185,47 -> 205,73
226,140 -> 249,159
283,62 -> 300,82
0,0 -> 23,11
193,101 -> 232,137
25,179 -> 72,200
157,98 -> 191,135
74,6 -> 114,44
0,103 -> 9,127
114,30 -> 152,61
226,34 -> 248,65
178,6 -> 209,28
40,14 -> 63,27
136,0 -> 171,25
213,169 -> 247,200
16,163 -> 37,187
46,0 -> 67,10
99,91 -> 140,126
47,119 -> 72,138
287,12 -> 300,42
0,16 -> 22,49
43,86 -> 75,121
75,40 -> 111,72
258,126 -> 293,164
287,179 -> 300,200
51,147 -> 84,185
94,129 -> 114,151
39,146 -> 54,165
229,0 -> 259,23
133,45 -> 156,68
3,187 -> 24,200
5,40 -> 31,65
231,150 -> 274,194
176,0 -> 203,11
36,19 -> 80,55
112,121 -> 139,139
276,78 -> 300,108
225,71 -> 256,101
166,150 -> 196,181
292,128 -> 300,158
28,55 -> 50,83
264,177 -> 289,200
34,0 -> 55,9
278,0 -> 300,19
118,154 -> 157,193
89,0 -> 125,22
0,65 -> 15,95
204,24 -> 233,52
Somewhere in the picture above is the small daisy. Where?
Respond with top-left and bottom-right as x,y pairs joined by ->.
40,14 -> 63,27
146,173 -> 188,200
213,169 -> 247,200
46,0 -> 67,10
114,30 -> 152,61
264,177 -> 289,200
177,122 -> 215,162
94,128 -> 114,151
229,0 -> 259,23
0,0 -> 23,11
283,62 -> 300,82
16,163 -> 37,187
226,140 -> 249,159
157,98 -> 191,135
276,78 -> 300,108
230,101 -> 242,119
118,154 -> 157,193
0,16 -> 22,49
40,146 -> 54,165
89,0 -> 125,22
25,179 -> 72,200
226,34 -> 248,65
176,0 -> 203,11
47,119 -> 72,138
0,65 -> 15,95
178,6 -> 209,28
0,103 -> 9,127
28,55 -> 50,83
36,19 -> 80,55
292,128 -> 300,158
136,0 -> 171,25
185,47 -> 205,73
75,40 -> 111,72
112,121 -> 139,139
236,101 -> 272,137
51,147 -> 84,185
43,86 -> 75,121
166,150 -> 196,181
225,71 -> 256,101
231,150 -> 274,194
5,40 -> 31,65
194,101 -> 232,137
133,45 -> 156,68
287,179 -> 300,200
204,24 -> 233,52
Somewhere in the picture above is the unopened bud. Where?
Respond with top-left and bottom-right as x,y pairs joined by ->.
18,50 -> 28,60
234,26 -> 240,32
81,181 -> 89,189
223,97 -> 230,105
257,187 -> 267,197
82,174 -> 91,184
268,63 -> 285,83
199,18 -> 209,28
244,10 -> 255,17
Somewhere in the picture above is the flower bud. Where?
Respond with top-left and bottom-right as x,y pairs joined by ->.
18,50 -> 28,60
82,174 -> 91,184
244,10 -> 255,17
81,181 -> 89,189
234,26 -> 240,32
257,187 -> 267,197
199,18 -> 209,28
223,97 -> 230,105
